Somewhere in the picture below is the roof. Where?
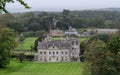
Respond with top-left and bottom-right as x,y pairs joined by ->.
38,38 -> 79,50
68,26 -> 77,32
38,40 -> 71,49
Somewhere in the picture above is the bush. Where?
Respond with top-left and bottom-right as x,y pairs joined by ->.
25,55 -> 34,61
23,31 -> 35,37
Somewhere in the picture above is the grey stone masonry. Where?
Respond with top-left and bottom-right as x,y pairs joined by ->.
37,36 -> 80,62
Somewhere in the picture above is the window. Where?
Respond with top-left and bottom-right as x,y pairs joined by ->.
65,59 -> 67,61
61,57 -> 63,61
76,41 -> 78,45
40,58 -> 42,61
65,51 -> 67,54
71,41 -> 74,45
44,52 -> 46,54
61,52 -> 63,54
49,58 -> 51,61
40,52 -> 42,54
57,52 -> 59,54
53,52 -> 55,54
57,58 -> 58,61
72,47 -> 74,50
44,58 -> 46,61
49,52 -> 51,54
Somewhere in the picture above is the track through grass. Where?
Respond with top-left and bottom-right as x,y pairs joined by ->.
15,37 -> 38,50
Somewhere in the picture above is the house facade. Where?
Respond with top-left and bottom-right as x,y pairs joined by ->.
37,36 -> 80,62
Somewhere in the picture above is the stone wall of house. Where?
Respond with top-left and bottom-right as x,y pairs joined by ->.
37,37 -> 80,62
70,38 -> 80,62
38,49 -> 70,62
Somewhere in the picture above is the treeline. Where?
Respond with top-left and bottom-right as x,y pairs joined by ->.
80,33 -> 120,75
0,10 -> 120,34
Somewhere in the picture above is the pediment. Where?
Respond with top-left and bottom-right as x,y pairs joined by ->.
49,46 -> 58,49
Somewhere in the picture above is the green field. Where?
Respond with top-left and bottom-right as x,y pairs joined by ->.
15,37 -> 38,50
52,37 -> 64,40
0,60 -> 84,75
52,37 -> 89,42
80,37 -> 89,42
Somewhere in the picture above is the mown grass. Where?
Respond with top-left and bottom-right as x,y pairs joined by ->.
52,37 -> 64,40
80,37 -> 89,42
15,37 -> 38,50
0,60 -> 84,75
52,37 -> 89,43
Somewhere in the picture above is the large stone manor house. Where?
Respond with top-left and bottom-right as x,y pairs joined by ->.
37,36 -> 80,62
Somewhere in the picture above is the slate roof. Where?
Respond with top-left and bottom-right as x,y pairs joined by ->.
38,40 -> 71,49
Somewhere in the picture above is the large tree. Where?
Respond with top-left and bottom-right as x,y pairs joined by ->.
107,36 -> 120,75
83,40 -> 118,75
107,36 -> 120,54
0,27 -> 16,67
0,0 -> 30,13
89,34 -> 110,43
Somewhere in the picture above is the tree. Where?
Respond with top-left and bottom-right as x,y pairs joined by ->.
18,53 -> 24,63
0,27 -> 16,67
0,13 -> 14,24
0,0 -> 30,13
7,21 -> 25,33
80,41 -> 87,62
84,40 -> 107,62
89,34 -> 110,43
83,40 -> 109,75
72,18 -> 87,28
56,20 -> 69,30
27,22 -> 44,32
107,36 -> 120,54
34,35 -> 45,51
62,9 -> 70,18
84,39 -> 119,75
89,16 -> 106,28
41,16 -> 53,32
107,36 -> 120,75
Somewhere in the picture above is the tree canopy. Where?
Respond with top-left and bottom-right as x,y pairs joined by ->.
0,27 -> 16,67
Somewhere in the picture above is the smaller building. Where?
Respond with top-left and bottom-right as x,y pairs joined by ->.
49,28 -> 64,37
65,26 -> 78,35
97,29 -> 118,34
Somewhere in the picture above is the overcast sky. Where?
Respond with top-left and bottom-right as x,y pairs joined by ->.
6,0 -> 120,12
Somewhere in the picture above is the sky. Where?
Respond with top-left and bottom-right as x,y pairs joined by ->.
6,0 -> 120,12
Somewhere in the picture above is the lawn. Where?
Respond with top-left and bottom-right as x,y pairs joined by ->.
80,37 -> 89,42
52,37 -> 64,40
0,60 -> 84,75
15,37 -> 38,50
52,37 -> 89,43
